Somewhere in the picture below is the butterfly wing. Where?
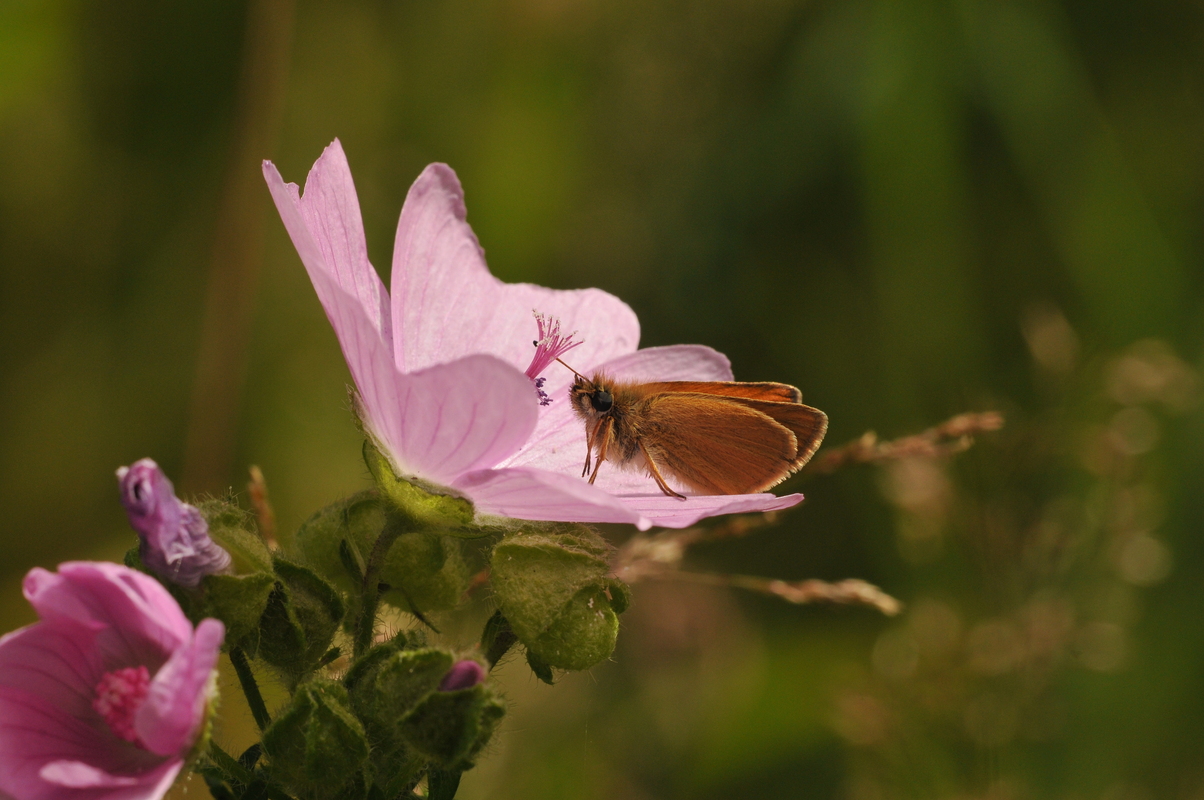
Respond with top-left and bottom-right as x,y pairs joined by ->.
638,381 -> 803,403
720,397 -> 828,470
639,393 -> 801,495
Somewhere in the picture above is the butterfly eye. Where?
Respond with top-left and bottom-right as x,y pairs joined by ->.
590,390 -> 613,413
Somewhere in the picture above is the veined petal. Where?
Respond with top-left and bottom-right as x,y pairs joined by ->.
452,467 -> 650,529
0,624 -> 104,724
0,685 -> 166,800
620,491 -> 805,529
291,246 -> 540,484
390,164 -> 639,374
24,564 -> 191,668
366,354 -> 540,486
135,619 -> 224,757
263,141 -> 392,351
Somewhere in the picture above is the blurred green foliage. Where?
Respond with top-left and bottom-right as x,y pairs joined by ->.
1,0 -> 1203,798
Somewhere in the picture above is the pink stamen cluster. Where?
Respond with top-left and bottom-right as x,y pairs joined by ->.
93,665 -> 151,745
525,312 -> 582,405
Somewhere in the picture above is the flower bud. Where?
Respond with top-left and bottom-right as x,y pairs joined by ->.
257,558 -> 345,684
438,660 -> 486,692
490,525 -> 628,671
117,459 -> 231,588
295,490 -> 470,615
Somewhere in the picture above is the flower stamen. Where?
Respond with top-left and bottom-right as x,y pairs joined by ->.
525,312 -> 582,405
93,665 -> 151,745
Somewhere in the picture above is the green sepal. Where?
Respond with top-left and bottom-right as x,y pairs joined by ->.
257,557 -> 346,683
196,571 -> 276,650
197,499 -> 273,574
124,532 -> 275,652
606,577 -> 633,615
525,650 -> 554,685
490,525 -> 628,670
362,440 -> 481,535
262,679 -> 369,800
397,683 -> 505,769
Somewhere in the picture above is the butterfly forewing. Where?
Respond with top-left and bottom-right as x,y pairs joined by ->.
718,397 -> 828,469
641,393 -> 799,494
637,381 -> 803,404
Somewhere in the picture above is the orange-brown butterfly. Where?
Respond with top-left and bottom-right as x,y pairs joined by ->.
563,363 -> 828,498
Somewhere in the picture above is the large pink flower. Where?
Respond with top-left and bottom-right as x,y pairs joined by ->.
263,140 -> 803,529
0,562 -> 225,800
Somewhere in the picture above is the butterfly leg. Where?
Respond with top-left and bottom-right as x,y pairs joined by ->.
583,417 -> 606,478
637,439 -> 686,500
587,417 -> 613,485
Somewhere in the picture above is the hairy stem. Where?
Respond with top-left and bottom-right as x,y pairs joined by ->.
228,646 -> 271,732
354,523 -> 404,658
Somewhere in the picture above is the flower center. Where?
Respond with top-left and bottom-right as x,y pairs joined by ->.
93,665 -> 151,745
525,312 -> 582,406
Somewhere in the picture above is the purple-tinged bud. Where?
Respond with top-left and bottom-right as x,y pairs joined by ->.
117,458 -> 232,588
438,659 -> 486,692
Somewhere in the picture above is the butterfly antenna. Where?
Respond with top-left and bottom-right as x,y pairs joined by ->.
555,357 -> 589,385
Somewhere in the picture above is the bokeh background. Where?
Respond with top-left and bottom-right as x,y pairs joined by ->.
2,0 -> 1203,797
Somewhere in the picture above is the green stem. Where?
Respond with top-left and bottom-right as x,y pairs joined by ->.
229,647 -> 271,732
354,523 -> 404,658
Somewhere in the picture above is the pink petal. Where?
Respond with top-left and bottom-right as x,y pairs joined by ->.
24,564 -> 191,669
263,141 -> 392,349
40,760 -> 181,800
619,491 -> 805,528
39,762 -> 144,788
135,619 -> 224,757
455,468 -> 805,530
364,353 -> 540,485
0,624 -> 104,724
390,164 -> 639,374
0,685 -> 166,800
452,467 -> 649,528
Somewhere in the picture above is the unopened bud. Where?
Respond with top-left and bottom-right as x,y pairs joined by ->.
117,459 -> 231,588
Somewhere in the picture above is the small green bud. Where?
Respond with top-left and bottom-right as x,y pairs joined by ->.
295,491 -> 386,592
344,647 -> 455,739
490,525 -> 628,671
262,680 -> 369,800
398,682 -> 505,769
295,491 -> 471,616
258,557 -> 346,682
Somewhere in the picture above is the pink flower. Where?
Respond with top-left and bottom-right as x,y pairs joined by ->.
0,562 -> 225,800
263,140 -> 803,530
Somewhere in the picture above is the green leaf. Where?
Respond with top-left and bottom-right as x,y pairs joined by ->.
262,680 -> 369,800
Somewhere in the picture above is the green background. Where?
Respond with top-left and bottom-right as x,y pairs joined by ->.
2,0 -> 1203,797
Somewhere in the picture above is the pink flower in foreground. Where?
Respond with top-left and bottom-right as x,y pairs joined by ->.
0,562 -> 224,800
263,139 -> 803,530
